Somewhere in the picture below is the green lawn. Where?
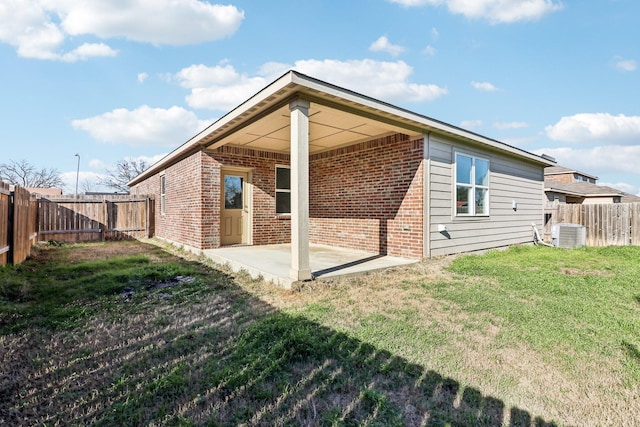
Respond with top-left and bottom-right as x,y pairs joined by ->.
1,241 -> 638,426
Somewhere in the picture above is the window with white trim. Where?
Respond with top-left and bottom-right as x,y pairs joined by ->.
455,153 -> 489,216
160,174 -> 166,215
275,166 -> 290,215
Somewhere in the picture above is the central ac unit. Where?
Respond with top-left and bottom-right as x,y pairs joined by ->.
551,223 -> 586,248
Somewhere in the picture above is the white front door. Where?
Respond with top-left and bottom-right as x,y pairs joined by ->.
221,170 -> 248,245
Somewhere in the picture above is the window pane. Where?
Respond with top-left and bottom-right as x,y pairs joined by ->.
475,159 -> 489,186
276,192 -> 291,214
276,167 -> 290,190
475,188 -> 488,215
456,155 -> 472,184
224,176 -> 243,209
456,186 -> 470,214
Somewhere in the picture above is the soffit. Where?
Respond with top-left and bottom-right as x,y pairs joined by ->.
204,101 -> 419,155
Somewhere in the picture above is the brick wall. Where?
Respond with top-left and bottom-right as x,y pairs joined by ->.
545,173 -> 574,184
132,151 -> 210,249
208,146 -> 291,246
133,134 -> 424,259
309,134 -> 424,259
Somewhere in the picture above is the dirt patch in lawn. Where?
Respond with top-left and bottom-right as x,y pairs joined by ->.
560,267 -> 612,276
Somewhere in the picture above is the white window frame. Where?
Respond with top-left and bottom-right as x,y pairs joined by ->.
275,165 -> 290,215
160,173 -> 166,215
455,152 -> 490,217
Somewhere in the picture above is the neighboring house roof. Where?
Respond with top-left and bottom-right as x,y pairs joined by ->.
129,70 -> 555,187
545,180 -> 640,203
84,191 -> 130,196
544,165 -> 598,181
25,187 -> 63,196
545,181 -> 621,198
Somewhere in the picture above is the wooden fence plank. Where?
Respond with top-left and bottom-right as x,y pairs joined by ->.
37,195 -> 153,243
12,186 -> 35,264
545,202 -> 640,247
633,204 -> 640,245
0,182 -> 9,266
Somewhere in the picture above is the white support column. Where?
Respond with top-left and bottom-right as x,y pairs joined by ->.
289,98 -> 312,281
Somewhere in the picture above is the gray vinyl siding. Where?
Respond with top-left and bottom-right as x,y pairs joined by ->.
426,134 -> 544,257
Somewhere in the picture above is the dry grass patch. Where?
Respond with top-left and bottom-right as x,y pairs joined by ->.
242,246 -> 640,427
2,240 -> 639,426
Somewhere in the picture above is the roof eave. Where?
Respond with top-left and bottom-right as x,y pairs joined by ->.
128,70 -> 299,186
128,70 -> 555,186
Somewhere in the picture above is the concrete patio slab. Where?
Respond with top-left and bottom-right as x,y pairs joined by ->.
203,244 -> 418,288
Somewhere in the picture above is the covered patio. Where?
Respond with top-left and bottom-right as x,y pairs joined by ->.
200,75 -> 426,282
204,243 -> 418,288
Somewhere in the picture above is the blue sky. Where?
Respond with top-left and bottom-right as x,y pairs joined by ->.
1,0 -> 639,194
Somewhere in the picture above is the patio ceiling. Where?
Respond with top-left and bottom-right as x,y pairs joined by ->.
204,102 -> 421,155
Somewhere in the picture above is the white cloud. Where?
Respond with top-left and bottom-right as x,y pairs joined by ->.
431,27 -> 440,38
471,81 -> 499,92
72,106 -> 212,147
493,121 -> 528,129
60,1 -> 243,45
599,181 -> 640,197
423,45 -> 437,56
175,63 -> 269,111
61,43 -> 118,62
533,145 -> 640,176
615,58 -> 637,72
388,0 -> 563,24
0,0 -> 243,61
545,113 -> 640,144
88,159 -> 107,170
369,36 -> 405,57
294,59 -> 448,103
59,170 -> 106,195
175,59 -> 448,111
131,153 -> 168,166
137,72 -> 149,83
460,119 -> 483,129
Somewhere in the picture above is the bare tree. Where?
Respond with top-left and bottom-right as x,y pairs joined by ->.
98,158 -> 149,193
0,159 -> 64,188
80,178 -> 96,194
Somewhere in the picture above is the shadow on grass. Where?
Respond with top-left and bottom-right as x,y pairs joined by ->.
623,341 -> 640,363
0,241 -> 559,426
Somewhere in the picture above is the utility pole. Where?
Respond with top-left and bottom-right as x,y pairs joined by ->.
74,153 -> 80,198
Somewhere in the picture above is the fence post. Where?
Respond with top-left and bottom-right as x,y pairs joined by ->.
0,182 -> 10,266
6,189 -> 14,264
102,197 -> 107,241
145,196 -> 150,238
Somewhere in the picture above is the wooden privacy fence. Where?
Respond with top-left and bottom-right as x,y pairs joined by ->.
0,182 -> 38,266
544,202 -> 640,246
38,195 -> 154,243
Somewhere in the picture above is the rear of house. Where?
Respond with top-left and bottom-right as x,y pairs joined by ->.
129,71 -> 553,278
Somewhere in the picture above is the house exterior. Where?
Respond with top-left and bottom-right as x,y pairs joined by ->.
129,71 -> 554,280
544,165 -> 640,204
22,187 -> 63,197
